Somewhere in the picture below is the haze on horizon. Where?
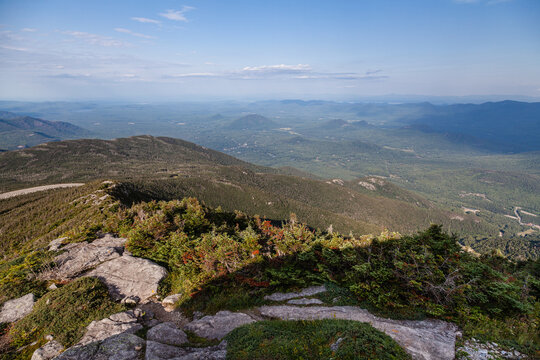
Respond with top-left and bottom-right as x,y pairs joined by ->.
1,0 -> 539,101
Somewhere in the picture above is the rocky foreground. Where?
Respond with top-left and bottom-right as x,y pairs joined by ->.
0,234 -> 526,360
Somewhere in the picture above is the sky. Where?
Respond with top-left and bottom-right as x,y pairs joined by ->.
0,0 -> 539,101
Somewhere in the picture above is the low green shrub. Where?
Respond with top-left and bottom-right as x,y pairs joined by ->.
9,277 -> 124,348
225,319 -> 411,360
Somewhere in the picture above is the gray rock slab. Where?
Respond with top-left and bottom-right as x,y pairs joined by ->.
86,255 -> 167,301
258,305 -> 457,360
0,293 -> 34,323
31,340 -> 64,360
147,322 -> 188,346
286,298 -> 323,305
176,341 -> 227,360
54,333 -> 145,360
77,311 -> 143,346
43,236 -> 126,280
263,285 -> 327,301
145,341 -> 187,360
184,311 -> 255,340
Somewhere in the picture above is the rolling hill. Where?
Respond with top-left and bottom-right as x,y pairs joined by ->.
0,111 -> 92,150
0,135 -> 510,258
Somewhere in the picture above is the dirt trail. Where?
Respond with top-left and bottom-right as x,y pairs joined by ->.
0,183 -> 84,200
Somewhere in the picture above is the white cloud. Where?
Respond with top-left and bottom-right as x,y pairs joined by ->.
160,6 -> 195,22
242,64 -> 312,74
131,17 -> 161,24
0,45 -> 28,52
21,28 -> 37,32
61,30 -> 126,47
114,28 -> 155,39
167,72 -> 217,78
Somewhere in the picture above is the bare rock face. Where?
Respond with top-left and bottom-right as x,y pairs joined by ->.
77,311 -> 143,346
286,298 -> 323,305
145,341 -> 188,360
31,340 -> 64,360
43,235 -> 127,280
42,234 -> 167,302
263,285 -> 327,301
175,341 -> 227,360
0,293 -> 34,323
54,333 -> 145,360
162,294 -> 182,312
86,255 -> 167,301
147,322 -> 188,346
258,305 -> 458,360
184,311 -> 255,340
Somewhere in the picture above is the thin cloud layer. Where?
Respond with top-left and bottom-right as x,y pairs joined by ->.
160,6 -> 195,22
131,17 -> 161,24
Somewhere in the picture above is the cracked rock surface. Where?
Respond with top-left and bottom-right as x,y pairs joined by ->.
77,311 -> 143,346
184,311 -> 256,340
42,234 -> 167,302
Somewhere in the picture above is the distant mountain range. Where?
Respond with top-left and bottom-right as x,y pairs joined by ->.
0,111 -> 92,150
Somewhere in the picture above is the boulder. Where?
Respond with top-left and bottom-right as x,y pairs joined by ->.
263,285 -> 327,301
77,311 -> 143,346
31,340 -> 64,360
258,305 -> 458,360
184,311 -> 255,340
86,255 -> 167,301
286,298 -> 323,305
147,322 -> 188,346
162,294 -> 182,312
145,341 -> 187,360
177,341 -> 227,360
48,237 -> 67,251
0,293 -> 34,323
54,333 -> 145,360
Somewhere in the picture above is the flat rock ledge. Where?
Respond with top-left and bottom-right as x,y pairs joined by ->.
42,234 -> 167,302
263,285 -> 327,301
0,293 -> 35,323
258,305 -> 458,360
184,311 -> 256,340
77,311 -> 143,346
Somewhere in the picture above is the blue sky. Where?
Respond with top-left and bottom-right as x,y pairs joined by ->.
0,0 -> 539,100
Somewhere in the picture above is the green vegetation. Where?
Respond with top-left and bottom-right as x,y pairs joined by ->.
111,198 -> 539,356
2,278 -> 124,359
0,251 -> 50,305
225,319 -> 411,360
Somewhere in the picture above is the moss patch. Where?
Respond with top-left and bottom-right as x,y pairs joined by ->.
9,277 -> 124,348
225,319 -> 411,360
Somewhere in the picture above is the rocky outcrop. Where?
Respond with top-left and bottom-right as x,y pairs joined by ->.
147,322 -> 188,346
258,305 -> 458,360
263,285 -> 327,301
0,293 -> 34,323
457,339 -> 526,360
287,298 -> 323,305
42,234 -> 167,302
184,311 -> 256,340
54,333 -> 145,360
86,255 -> 167,301
42,235 -> 126,280
77,311 -> 143,346
31,340 -> 64,360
